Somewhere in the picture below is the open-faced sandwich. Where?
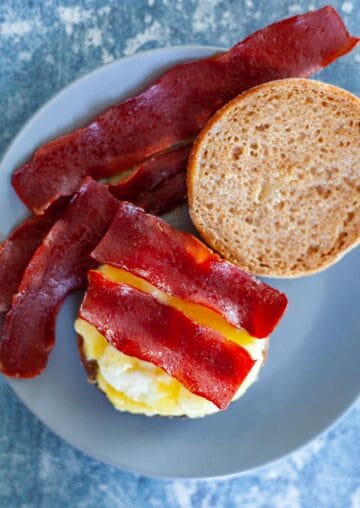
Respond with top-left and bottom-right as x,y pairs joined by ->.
75,202 -> 287,417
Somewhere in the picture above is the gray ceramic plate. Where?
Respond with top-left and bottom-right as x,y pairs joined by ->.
1,47 -> 359,479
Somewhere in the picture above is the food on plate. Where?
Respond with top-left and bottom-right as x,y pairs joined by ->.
75,202 -> 286,417
0,199 -> 67,312
188,79 -> 360,278
11,7 -> 358,215
0,8 -> 358,420
0,178 -> 118,378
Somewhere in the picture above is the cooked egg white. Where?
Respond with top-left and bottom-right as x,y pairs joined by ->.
75,265 -> 268,418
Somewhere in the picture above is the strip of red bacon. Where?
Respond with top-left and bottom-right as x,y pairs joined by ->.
0,178 -> 118,378
80,270 -> 255,410
92,202 -> 288,338
12,7 -> 359,214
0,199 -> 68,313
109,144 -> 191,215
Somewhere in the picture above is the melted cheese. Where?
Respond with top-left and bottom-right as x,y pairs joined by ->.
75,265 -> 267,418
98,265 -> 254,349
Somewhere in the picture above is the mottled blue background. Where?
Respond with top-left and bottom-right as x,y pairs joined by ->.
0,1 -> 359,507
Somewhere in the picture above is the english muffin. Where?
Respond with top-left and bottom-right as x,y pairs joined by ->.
188,78 -> 360,277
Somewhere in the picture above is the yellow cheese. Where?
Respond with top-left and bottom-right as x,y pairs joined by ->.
98,265 -> 253,348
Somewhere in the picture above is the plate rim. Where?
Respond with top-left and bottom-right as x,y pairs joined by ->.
5,380 -> 359,480
1,45 -> 359,479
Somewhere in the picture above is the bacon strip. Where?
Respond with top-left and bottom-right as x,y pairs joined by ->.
12,7 -> 358,214
109,144 -> 191,215
0,178 -> 118,378
92,203 -> 287,338
80,270 -> 255,410
0,200 -> 67,312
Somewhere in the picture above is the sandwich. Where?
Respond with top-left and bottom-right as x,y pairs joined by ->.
75,202 -> 287,417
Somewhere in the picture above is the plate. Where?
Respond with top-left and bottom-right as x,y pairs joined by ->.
1,46 -> 359,479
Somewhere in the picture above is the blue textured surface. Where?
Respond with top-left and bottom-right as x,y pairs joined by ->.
0,1 -> 359,506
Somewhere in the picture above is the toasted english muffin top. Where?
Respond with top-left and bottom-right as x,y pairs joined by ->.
188,78 -> 360,277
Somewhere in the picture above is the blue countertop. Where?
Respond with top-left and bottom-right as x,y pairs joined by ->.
0,1 -> 359,506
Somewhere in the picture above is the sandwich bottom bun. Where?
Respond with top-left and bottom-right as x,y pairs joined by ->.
188,78 -> 360,278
